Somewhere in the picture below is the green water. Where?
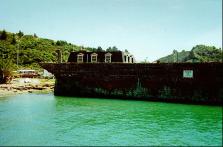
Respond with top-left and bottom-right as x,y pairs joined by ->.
0,93 -> 222,146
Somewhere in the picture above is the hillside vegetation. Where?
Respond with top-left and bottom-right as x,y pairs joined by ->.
158,45 -> 222,63
0,30 -> 120,69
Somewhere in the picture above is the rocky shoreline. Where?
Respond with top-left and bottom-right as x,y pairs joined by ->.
0,78 -> 55,97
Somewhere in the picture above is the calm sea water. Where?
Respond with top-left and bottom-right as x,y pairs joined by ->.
0,93 -> 222,146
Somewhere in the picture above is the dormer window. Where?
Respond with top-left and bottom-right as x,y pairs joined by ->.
128,56 -> 131,63
105,53 -> 112,63
124,55 -> 127,63
91,53 -> 98,63
77,53 -> 84,63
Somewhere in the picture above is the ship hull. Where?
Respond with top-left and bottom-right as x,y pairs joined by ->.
40,63 -> 223,105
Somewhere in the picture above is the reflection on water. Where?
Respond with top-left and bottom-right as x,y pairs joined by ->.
0,93 -> 222,146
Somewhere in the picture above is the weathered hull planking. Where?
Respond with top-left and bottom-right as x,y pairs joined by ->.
40,63 -> 223,105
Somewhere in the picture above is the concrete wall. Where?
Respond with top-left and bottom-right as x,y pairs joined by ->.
40,63 -> 223,105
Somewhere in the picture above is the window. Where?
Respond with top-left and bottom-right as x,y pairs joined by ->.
124,55 -> 127,63
129,56 -> 133,63
128,56 -> 131,63
77,53 -> 84,63
105,53 -> 112,63
91,53 -> 98,63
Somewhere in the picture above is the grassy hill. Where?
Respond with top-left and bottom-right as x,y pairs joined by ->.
157,45 -> 222,63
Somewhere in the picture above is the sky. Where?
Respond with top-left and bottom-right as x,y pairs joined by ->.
0,0 -> 222,62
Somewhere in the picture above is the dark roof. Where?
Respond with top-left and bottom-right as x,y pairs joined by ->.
67,51 -> 124,62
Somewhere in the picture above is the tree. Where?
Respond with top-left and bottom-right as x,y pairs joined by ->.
0,30 -> 7,40
11,34 -> 17,45
34,33 -> 38,38
97,46 -> 103,52
56,40 -> 67,46
124,49 -> 129,53
173,49 -> 178,63
111,46 -> 118,51
106,47 -> 112,52
188,51 -> 196,63
0,58 -> 15,84
17,30 -> 24,38
106,46 -> 119,52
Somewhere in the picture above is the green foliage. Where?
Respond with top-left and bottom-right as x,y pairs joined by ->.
191,45 -> 222,62
0,30 -> 125,70
11,34 -> 17,45
158,45 -> 222,63
56,40 -> 67,46
88,46 -> 121,52
97,46 -> 103,52
0,30 -> 88,69
0,58 -> 16,83
17,30 -> 24,38
124,49 -> 129,53
34,33 -> 38,38
0,30 -> 7,40
0,58 -> 15,72
88,46 -> 105,52
106,46 -> 119,52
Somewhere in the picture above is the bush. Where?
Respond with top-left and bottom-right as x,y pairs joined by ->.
0,58 -> 16,84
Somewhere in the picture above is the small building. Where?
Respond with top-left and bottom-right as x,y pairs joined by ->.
67,51 -> 135,63
17,69 -> 39,78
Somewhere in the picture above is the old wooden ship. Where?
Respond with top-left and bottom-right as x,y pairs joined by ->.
40,51 -> 223,105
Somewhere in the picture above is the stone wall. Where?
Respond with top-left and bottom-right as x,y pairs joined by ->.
40,63 -> 223,105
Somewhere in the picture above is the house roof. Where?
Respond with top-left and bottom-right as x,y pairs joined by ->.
68,51 -> 125,62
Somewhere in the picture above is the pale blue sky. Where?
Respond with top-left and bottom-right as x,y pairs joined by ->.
0,0 -> 222,62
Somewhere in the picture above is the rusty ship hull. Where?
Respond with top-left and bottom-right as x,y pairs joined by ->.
40,62 -> 223,105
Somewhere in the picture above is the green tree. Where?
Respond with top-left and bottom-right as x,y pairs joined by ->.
173,49 -> 178,63
11,34 -> 17,45
0,58 -> 15,84
111,46 -> 118,51
106,47 -> 112,51
17,30 -> 24,38
188,50 -> 196,63
56,40 -> 67,46
106,46 -> 119,52
97,46 -> 103,52
124,49 -> 129,53
0,30 -> 7,40
34,33 -> 38,38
